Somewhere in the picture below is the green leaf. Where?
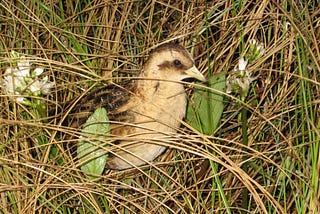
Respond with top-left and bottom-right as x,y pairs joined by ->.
77,107 -> 110,178
186,72 -> 226,135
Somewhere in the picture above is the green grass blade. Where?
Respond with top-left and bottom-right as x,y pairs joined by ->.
186,72 -> 225,135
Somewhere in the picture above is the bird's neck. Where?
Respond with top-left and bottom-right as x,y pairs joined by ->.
134,77 -> 187,127
137,77 -> 185,101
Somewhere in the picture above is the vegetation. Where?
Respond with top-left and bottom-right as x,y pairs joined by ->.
0,0 -> 319,213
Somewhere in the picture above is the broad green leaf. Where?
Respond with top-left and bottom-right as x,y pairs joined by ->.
77,107 -> 109,178
186,72 -> 226,135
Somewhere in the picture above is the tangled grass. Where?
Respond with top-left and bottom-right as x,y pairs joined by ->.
0,0 -> 319,213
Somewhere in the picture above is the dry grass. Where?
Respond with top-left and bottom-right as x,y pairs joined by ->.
0,0 -> 319,213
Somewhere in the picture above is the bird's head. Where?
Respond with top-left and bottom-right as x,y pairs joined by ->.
142,43 -> 206,82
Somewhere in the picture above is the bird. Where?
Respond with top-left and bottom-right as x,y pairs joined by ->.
67,42 -> 206,170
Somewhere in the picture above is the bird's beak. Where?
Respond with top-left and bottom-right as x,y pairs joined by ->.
185,65 -> 206,82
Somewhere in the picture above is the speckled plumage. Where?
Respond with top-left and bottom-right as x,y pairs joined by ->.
69,43 -> 206,170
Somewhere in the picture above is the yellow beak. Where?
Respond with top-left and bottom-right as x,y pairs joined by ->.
185,65 -> 206,82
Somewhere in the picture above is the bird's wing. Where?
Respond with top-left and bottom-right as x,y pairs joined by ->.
66,80 -> 136,128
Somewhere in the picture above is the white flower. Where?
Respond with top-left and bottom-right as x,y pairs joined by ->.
16,96 -> 27,104
226,57 -> 255,100
29,80 -> 43,93
3,68 -> 26,94
33,67 -> 44,76
238,57 -> 248,71
40,77 -> 55,94
226,38 -> 264,100
2,73 -> 17,95
1,51 -> 54,104
250,39 -> 257,46
29,77 -> 54,95
248,39 -> 265,60
256,44 -> 265,57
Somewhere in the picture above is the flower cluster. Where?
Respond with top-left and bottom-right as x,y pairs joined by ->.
226,39 -> 265,101
246,39 -> 265,63
226,57 -> 254,101
1,51 -> 54,105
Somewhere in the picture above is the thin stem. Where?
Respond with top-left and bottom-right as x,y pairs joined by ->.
241,105 -> 249,212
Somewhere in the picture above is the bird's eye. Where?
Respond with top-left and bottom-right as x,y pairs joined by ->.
173,60 -> 182,67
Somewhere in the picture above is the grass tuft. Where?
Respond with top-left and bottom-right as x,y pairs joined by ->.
0,0 -> 319,213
